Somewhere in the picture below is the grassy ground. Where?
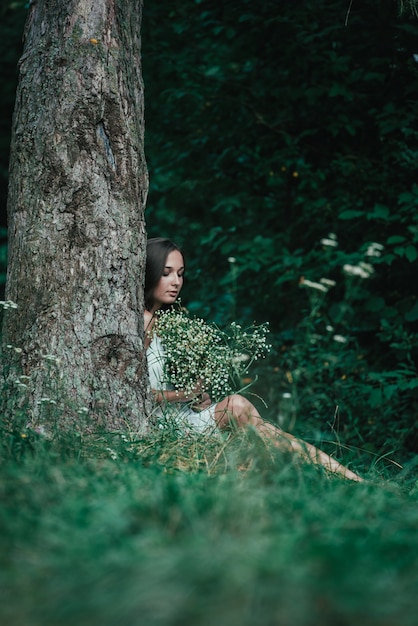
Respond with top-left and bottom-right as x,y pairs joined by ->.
1,422 -> 418,626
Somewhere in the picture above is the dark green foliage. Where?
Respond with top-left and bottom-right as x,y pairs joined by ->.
399,0 -> 418,15
143,0 -> 417,326
142,0 -> 418,458
1,6 -> 418,620
1,1 -> 417,458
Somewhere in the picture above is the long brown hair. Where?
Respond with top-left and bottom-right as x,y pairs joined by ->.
145,237 -> 184,311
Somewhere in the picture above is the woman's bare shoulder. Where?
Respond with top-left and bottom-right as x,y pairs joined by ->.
144,310 -> 153,328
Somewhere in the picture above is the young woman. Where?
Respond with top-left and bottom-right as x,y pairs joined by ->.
144,237 -> 363,482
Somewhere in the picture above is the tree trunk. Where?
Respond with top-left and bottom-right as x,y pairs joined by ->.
1,0 -> 150,433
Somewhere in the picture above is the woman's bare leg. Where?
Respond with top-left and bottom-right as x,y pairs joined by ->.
214,394 -> 363,482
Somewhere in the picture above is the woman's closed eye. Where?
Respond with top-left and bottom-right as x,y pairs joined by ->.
163,271 -> 184,278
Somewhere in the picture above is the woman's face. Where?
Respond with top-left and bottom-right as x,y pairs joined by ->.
151,250 -> 184,311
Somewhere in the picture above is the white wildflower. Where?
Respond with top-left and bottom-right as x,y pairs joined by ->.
359,261 -> 374,275
343,264 -> 374,279
333,335 -> 348,343
365,242 -> 384,257
320,278 -> 336,288
300,279 -> 328,293
0,300 -> 18,310
326,325 -> 334,332
365,247 -> 380,257
232,353 -> 251,363
228,257 -> 236,264
37,397 -> 52,405
42,353 -> 60,363
320,238 -> 338,248
106,447 -> 118,461
155,307 -> 271,400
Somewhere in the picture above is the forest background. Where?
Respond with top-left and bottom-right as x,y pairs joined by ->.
2,3 -> 418,625
1,0 -> 418,470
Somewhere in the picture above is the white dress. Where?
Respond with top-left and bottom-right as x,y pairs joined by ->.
146,334 -> 218,434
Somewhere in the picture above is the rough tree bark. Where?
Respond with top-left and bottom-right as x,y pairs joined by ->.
1,0 -> 150,432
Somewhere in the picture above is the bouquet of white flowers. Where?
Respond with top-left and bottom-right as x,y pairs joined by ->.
155,306 -> 271,402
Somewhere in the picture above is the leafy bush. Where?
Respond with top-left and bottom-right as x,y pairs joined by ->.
142,0 -> 418,456
1,0 -> 417,458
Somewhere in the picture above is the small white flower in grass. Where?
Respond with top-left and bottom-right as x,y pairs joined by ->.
36,397 -> 57,405
343,264 -> 360,277
42,354 -> 60,364
333,335 -> 348,343
0,300 -> 18,310
320,238 -> 338,248
365,247 -> 381,257
228,257 -> 236,264
300,278 -> 328,293
343,264 -> 373,279
37,397 -> 53,405
320,278 -> 336,288
359,261 -> 374,275
77,407 -> 89,415
106,447 -> 118,461
365,242 -> 384,257
326,325 -> 334,332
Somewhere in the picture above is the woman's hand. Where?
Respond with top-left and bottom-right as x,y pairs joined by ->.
191,391 -> 212,412
150,384 -> 212,409
187,379 -> 212,411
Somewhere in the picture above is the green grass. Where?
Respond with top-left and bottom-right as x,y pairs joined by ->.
1,422 -> 418,626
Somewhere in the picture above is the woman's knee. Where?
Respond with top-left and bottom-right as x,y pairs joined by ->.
215,394 -> 254,428
230,394 -> 251,416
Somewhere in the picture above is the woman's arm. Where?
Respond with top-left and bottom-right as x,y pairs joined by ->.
151,388 -> 212,410
151,388 -> 191,404
144,311 -> 154,350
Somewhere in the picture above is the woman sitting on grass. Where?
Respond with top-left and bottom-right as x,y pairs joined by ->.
144,237 -> 363,483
